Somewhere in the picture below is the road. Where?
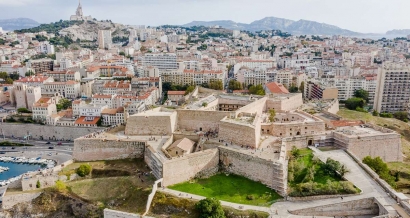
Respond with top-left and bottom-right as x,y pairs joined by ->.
0,137 -> 73,156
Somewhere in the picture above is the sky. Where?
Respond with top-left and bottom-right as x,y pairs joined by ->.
0,0 -> 409,33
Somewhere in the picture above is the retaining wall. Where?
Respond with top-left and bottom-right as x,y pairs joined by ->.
290,198 -> 379,216
104,209 -> 143,218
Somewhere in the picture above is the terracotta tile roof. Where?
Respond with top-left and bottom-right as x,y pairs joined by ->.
168,91 -> 185,95
101,108 -> 117,115
74,116 -> 100,125
331,120 -> 364,127
265,82 -> 289,94
92,94 -> 112,99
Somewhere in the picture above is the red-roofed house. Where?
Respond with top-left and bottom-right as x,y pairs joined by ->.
264,82 -> 290,94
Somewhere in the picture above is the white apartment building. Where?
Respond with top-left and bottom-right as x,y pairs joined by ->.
161,69 -> 226,86
32,97 -> 57,122
139,53 -> 178,70
101,107 -> 125,126
37,42 -> 55,55
266,69 -> 293,88
42,81 -> 80,99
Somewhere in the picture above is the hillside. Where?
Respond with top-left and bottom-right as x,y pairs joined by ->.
0,18 -> 39,31
183,16 -> 362,36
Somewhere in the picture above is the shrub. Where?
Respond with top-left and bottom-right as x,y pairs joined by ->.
55,180 -> 67,192
195,198 -> 225,218
291,146 -> 301,159
355,107 -> 367,113
36,180 -> 41,188
380,112 -> 393,118
76,164 -> 92,177
362,156 -> 396,188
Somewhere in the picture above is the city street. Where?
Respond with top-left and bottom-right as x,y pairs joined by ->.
0,138 -> 74,156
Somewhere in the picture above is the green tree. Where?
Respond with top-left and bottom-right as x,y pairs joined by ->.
36,180 -> 41,188
289,85 -> 299,93
119,51 -> 126,56
268,109 -> 276,122
76,164 -> 92,177
56,98 -> 72,111
25,70 -> 35,77
354,89 -> 369,103
208,80 -> 223,90
228,80 -> 243,91
185,85 -> 195,95
249,84 -> 265,95
345,97 -> 366,110
0,72 -> 8,80
372,110 -> 379,116
195,198 -> 225,218
299,81 -> 305,96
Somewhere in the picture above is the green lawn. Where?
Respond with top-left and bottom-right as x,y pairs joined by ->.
169,174 -> 282,206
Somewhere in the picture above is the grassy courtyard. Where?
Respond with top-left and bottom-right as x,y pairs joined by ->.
169,174 -> 282,206
288,148 -> 360,197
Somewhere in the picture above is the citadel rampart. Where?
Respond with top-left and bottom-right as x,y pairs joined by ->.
162,148 -> 219,186
125,110 -> 177,135
219,146 -> 287,195
73,138 -> 146,161
176,110 -> 229,131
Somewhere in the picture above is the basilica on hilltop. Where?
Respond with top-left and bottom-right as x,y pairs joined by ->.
70,0 -> 93,21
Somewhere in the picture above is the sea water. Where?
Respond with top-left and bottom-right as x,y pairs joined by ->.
0,162 -> 45,181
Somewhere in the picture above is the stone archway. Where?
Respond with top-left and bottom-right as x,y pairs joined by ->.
308,139 -> 313,146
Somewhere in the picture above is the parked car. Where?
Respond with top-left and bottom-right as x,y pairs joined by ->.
48,146 -> 54,149
57,142 -> 62,145
11,147 -> 15,150
46,142 -> 51,144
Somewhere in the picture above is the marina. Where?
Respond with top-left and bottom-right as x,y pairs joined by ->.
0,157 -> 54,187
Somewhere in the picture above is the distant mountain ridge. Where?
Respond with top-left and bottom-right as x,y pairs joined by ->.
0,18 -> 39,31
183,17 -> 361,36
386,29 -> 410,36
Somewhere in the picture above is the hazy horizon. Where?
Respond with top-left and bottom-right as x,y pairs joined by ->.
0,0 -> 409,33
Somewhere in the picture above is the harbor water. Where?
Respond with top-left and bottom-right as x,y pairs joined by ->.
0,162 -> 45,181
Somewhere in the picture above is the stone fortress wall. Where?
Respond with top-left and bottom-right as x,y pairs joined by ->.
162,149 -> 219,187
176,110 -> 229,132
125,110 -> 177,135
219,146 -> 287,195
0,123 -> 103,141
73,138 -> 146,161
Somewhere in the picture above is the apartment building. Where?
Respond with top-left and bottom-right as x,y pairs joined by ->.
374,62 -> 410,113
26,59 -> 54,73
44,70 -> 81,82
139,53 -> 178,70
32,97 -> 57,122
161,69 -> 226,86
101,107 -> 125,126
42,81 -> 81,99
